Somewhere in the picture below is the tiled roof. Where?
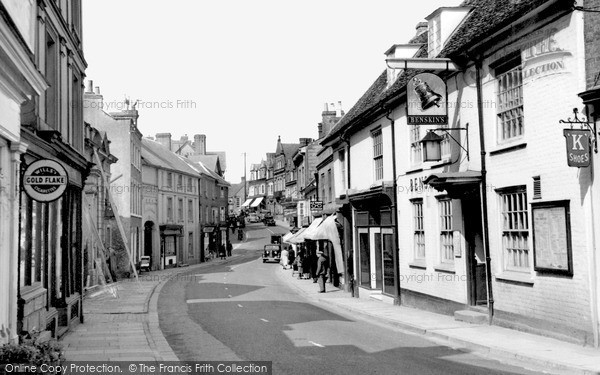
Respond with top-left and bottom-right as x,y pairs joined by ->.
142,138 -> 201,176
322,0 -> 564,144
187,154 -> 221,173
440,0 -> 562,57
281,143 -> 300,158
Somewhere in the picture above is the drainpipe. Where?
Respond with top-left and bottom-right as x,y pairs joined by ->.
475,58 -> 494,324
385,108 -> 401,305
341,132 -> 356,297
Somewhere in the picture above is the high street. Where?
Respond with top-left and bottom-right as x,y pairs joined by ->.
157,223 -> 546,375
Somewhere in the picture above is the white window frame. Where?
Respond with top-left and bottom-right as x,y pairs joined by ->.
496,63 -> 524,142
500,187 -> 529,272
439,198 -> 454,264
372,129 -> 383,181
412,199 -> 425,260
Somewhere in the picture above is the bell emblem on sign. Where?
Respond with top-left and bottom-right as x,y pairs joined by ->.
413,78 -> 443,111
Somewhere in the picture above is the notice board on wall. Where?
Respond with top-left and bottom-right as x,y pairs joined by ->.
531,201 -> 572,276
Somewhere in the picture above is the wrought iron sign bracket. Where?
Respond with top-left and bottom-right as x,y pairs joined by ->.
559,108 -> 597,153
427,125 -> 470,161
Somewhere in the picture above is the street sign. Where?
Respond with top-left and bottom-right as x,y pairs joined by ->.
310,201 -> 323,211
23,159 -> 68,202
564,129 -> 591,167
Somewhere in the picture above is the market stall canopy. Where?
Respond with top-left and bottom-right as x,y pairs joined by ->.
306,215 -> 344,273
241,199 -> 253,207
250,197 -> 264,207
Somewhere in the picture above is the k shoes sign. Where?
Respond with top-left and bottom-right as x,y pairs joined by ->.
23,159 -> 68,202
563,129 -> 591,167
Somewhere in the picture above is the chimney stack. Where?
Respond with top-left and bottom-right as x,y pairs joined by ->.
416,22 -> 428,36
156,133 -> 172,150
86,80 -> 94,93
194,134 -> 206,155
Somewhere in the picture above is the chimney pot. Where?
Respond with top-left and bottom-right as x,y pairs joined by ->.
86,80 -> 94,93
94,86 -> 101,95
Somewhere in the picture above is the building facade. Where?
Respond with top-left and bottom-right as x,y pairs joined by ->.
84,83 -> 143,278
141,138 -> 201,269
16,0 -> 87,339
0,0 -> 47,344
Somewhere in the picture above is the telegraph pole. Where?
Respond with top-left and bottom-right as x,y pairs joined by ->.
243,152 -> 247,201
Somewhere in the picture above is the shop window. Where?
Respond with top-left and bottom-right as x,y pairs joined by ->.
359,231 -> 371,288
439,198 -> 454,264
499,187 -> 529,271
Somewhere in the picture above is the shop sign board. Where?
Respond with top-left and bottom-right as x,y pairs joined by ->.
23,159 -> 68,202
563,129 -> 591,167
310,201 -> 323,211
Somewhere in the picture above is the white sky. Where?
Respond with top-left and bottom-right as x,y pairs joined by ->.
83,0 -> 462,184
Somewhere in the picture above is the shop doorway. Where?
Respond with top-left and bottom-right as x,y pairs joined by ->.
462,196 -> 487,305
358,227 -> 396,295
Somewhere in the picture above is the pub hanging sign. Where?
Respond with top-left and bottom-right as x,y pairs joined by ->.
563,129 -> 591,167
23,159 -> 68,202
407,73 -> 448,125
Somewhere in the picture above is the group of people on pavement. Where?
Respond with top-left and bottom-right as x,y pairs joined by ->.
282,246 -> 330,293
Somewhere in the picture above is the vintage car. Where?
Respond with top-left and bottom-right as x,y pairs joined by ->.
139,256 -> 151,272
262,244 -> 281,263
264,217 -> 276,226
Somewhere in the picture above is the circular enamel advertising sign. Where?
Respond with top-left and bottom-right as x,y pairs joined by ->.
23,159 -> 68,202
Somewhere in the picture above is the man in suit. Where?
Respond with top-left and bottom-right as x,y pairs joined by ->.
315,250 -> 329,293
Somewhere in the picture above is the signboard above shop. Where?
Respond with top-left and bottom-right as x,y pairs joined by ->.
310,201 -> 323,211
563,129 -> 591,167
23,159 -> 68,202
407,72 -> 448,125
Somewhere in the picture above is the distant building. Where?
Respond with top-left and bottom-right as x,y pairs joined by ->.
84,82 -> 143,278
156,133 -> 227,178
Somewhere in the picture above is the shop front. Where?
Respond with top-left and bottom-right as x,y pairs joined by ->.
160,224 -> 182,268
18,134 -> 89,338
349,186 -> 397,303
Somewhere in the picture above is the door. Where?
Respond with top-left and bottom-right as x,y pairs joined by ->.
358,228 -> 370,288
462,197 -> 487,305
381,228 -> 396,296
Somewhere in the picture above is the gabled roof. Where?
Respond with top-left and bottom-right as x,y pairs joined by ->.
142,138 -> 201,177
187,154 -> 222,175
186,158 -> 230,186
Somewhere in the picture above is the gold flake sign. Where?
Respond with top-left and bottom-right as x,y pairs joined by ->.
23,159 -> 68,202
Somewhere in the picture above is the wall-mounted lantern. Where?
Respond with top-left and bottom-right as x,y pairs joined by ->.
419,124 -> 470,163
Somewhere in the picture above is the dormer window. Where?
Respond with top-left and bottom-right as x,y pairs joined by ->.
428,16 -> 441,57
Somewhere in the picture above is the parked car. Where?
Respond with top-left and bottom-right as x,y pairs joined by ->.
264,217 -> 276,226
139,256 -> 151,272
263,244 -> 281,263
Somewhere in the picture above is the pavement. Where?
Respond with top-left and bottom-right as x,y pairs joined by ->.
61,219 -> 600,374
273,265 -> 600,375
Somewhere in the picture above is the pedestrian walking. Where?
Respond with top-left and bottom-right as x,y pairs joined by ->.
315,250 -> 329,293
281,247 -> 290,269
227,241 -> 233,257
219,244 -> 226,260
296,251 -> 304,279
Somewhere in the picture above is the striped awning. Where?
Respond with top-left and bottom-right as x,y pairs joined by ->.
241,199 -> 253,207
